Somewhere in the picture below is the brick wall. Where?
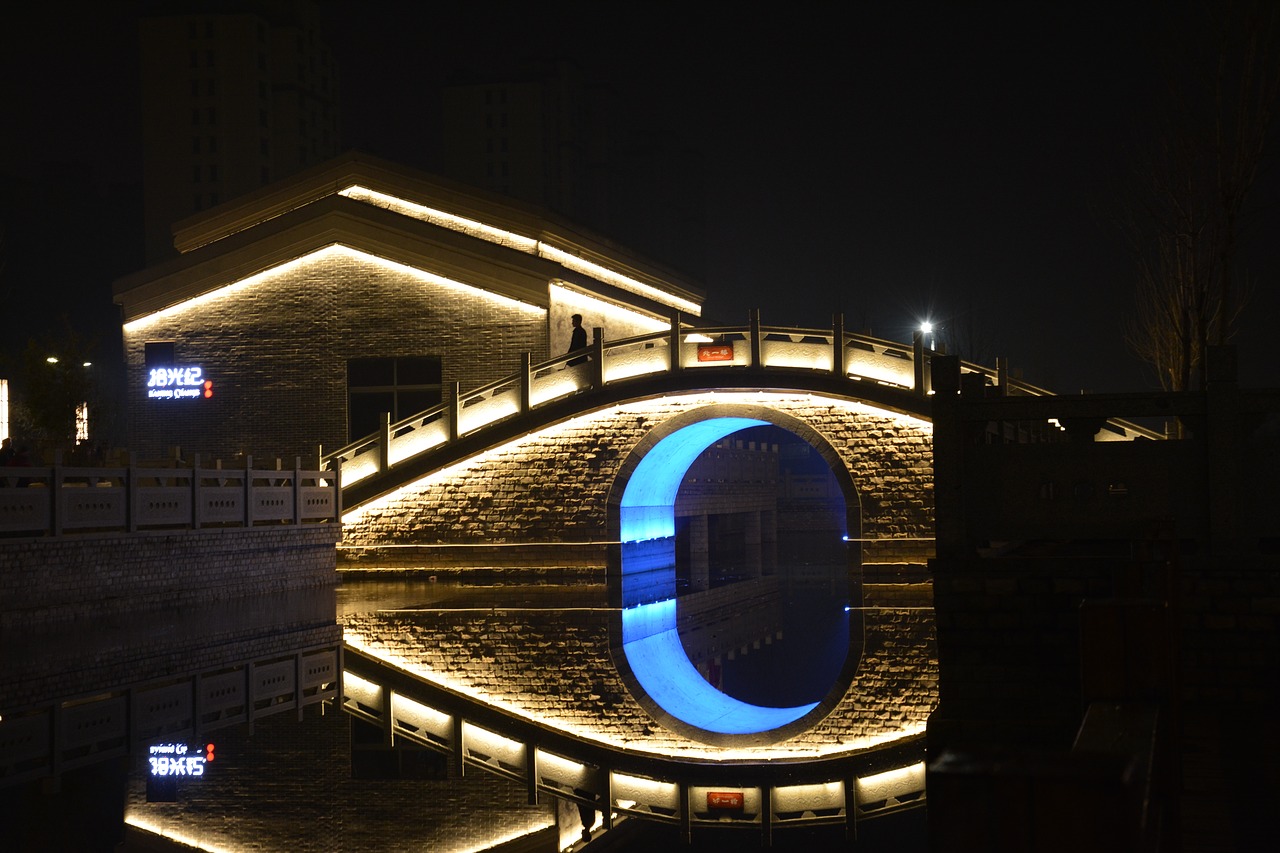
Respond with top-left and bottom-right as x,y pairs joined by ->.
341,591 -> 936,755
341,393 -> 934,566
123,248 -> 549,463
0,525 -> 341,711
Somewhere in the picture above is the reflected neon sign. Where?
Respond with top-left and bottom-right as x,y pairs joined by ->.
148,742 -> 214,777
147,366 -> 214,400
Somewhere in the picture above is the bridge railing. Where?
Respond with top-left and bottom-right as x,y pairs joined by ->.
0,454 -> 338,537
323,311 -> 1152,495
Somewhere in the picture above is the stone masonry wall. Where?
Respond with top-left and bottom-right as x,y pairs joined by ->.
0,525 -> 341,711
341,595 -> 936,758
123,248 -> 549,464
341,393 -> 934,566
1,524 -> 341,629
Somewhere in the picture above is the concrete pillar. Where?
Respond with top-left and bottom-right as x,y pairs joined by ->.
760,508 -> 778,575
689,514 -> 709,592
745,510 -> 762,578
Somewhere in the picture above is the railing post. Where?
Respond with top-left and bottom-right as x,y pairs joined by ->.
193,452 -> 204,529
519,352 -> 532,414
243,454 -> 253,528
379,411 -> 391,473
912,330 -> 926,396
51,450 -> 63,537
591,328 -> 604,388
669,312 -> 682,373
128,451 -> 139,533
749,308 -> 762,368
190,454 -> 200,531
293,457 -> 301,526
832,312 -> 846,378
331,455 -> 343,523
449,382 -> 461,442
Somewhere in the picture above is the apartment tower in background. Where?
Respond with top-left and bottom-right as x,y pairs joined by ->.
139,1 -> 340,263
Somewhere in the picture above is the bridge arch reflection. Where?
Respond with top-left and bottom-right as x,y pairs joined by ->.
608,404 -> 864,745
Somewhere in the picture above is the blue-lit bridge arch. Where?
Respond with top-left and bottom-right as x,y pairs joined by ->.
604,402 -> 866,745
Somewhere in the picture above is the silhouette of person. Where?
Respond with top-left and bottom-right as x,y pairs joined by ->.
0,437 -> 12,467
567,313 -> 588,366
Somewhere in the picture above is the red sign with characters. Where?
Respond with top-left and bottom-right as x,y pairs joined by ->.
706,791 -> 745,810
696,343 -> 734,362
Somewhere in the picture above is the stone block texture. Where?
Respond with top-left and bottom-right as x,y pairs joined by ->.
341,393 -> 934,567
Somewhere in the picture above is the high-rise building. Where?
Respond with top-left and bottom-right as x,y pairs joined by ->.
138,1 -> 340,263
439,61 -> 706,282
440,60 -> 604,233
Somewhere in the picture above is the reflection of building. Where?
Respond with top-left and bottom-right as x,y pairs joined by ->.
113,152 -> 703,462
675,436 -> 779,590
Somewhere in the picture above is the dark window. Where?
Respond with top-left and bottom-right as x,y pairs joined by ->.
347,356 -> 443,439
144,341 -> 176,367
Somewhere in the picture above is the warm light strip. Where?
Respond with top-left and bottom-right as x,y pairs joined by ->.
342,393 -> 930,527
123,817 -> 234,852
538,244 -> 701,315
550,282 -> 671,332
341,186 -> 540,253
124,245 -> 544,332
340,186 -> 701,316
342,632 -> 923,759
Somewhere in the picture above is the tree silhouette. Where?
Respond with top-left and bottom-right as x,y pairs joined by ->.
1124,1 -> 1279,391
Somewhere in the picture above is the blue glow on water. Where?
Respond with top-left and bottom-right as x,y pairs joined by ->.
622,601 -> 818,733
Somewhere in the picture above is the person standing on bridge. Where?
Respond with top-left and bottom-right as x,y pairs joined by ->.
567,313 -> 588,366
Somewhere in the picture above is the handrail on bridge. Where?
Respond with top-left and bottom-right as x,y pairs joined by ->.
323,310 -> 1157,500
0,452 -> 338,537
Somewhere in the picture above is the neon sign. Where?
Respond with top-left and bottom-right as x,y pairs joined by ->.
148,742 -> 214,777
146,366 -> 214,400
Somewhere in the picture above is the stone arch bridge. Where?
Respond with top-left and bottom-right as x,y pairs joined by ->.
325,315 -> 1157,842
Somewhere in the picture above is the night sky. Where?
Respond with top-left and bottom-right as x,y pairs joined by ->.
2,1 -> 1277,394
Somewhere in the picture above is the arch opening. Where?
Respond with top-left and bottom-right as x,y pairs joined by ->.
616,414 -> 859,740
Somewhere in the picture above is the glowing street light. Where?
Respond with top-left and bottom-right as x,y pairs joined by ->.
919,322 -> 935,352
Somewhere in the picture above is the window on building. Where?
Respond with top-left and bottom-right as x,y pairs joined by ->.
145,342 -> 176,367
193,137 -> 201,153
347,356 -> 443,440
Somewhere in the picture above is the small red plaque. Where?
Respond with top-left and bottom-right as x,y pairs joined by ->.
696,344 -> 734,362
707,791 -> 744,810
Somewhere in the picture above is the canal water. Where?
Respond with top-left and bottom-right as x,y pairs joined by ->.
119,574 -> 936,852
